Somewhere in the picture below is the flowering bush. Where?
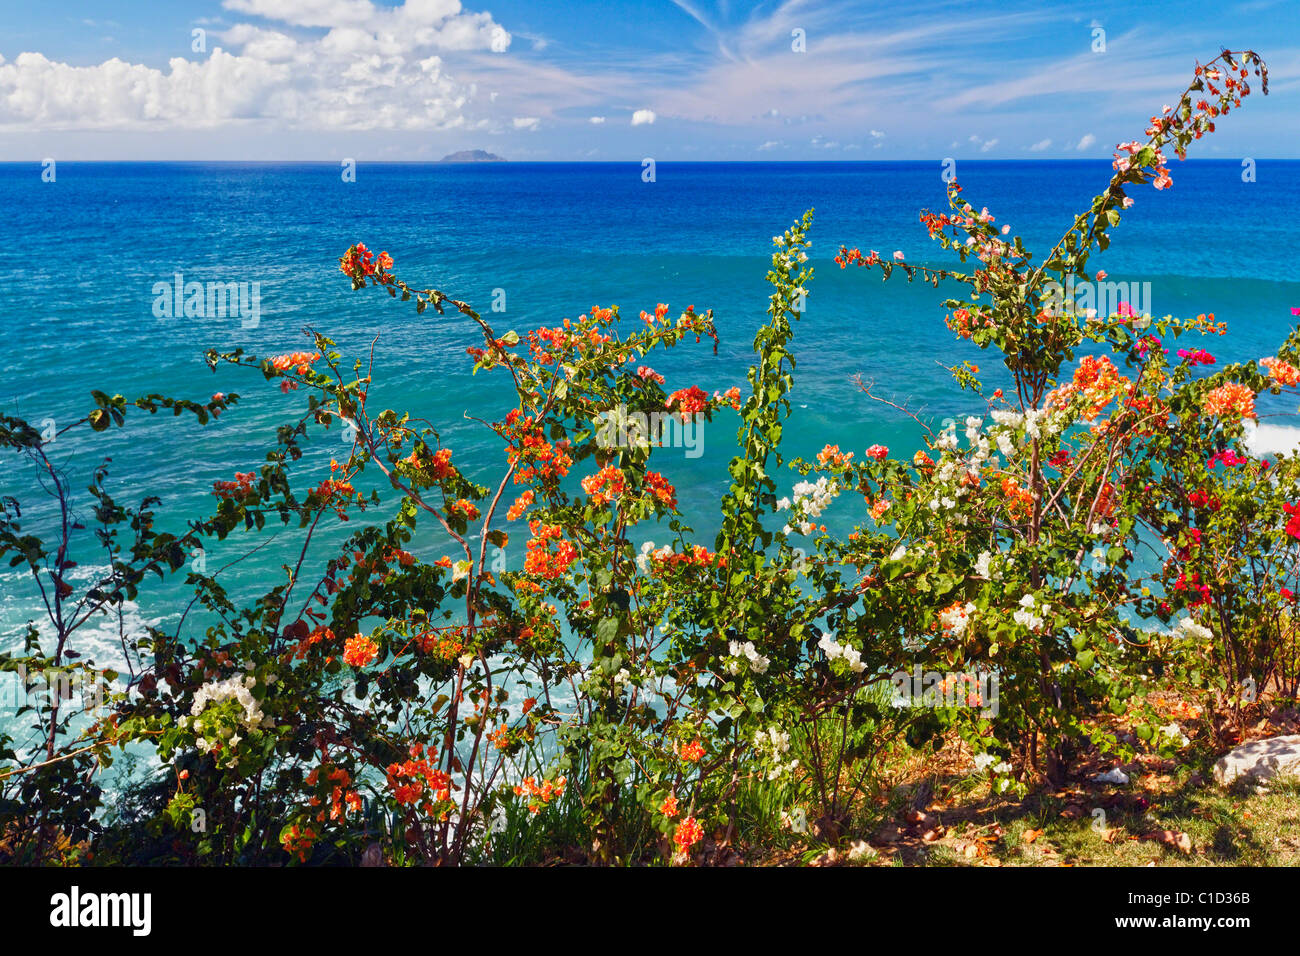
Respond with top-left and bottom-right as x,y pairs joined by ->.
833,48 -> 1273,783
2,49 -> 1293,866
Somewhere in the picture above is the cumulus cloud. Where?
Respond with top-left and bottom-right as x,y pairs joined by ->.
588,116 -> 606,124
1076,133 -> 1097,150
513,116 -> 539,130
1029,137 -> 1052,151
630,108 -> 656,126
0,0 -> 511,131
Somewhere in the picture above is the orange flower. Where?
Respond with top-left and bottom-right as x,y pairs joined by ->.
270,351 -> 321,376
673,817 -> 704,853
1000,477 -> 1036,519
281,824 -> 318,862
817,444 -> 854,468
524,522 -> 578,578
643,471 -> 678,509
451,498 -> 480,520
1261,357 -> 1300,387
679,739 -> 705,762
1071,355 -> 1125,421
661,793 -> 679,817
343,634 -> 379,667
513,775 -> 566,813
1204,381 -> 1256,420
581,465 -> 626,505
507,490 -> 535,521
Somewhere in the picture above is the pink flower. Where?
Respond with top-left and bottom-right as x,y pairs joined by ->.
892,251 -> 905,261
1208,450 -> 1248,469
866,444 -> 888,460
1177,348 -> 1215,366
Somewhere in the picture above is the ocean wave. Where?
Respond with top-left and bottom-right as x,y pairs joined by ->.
1242,421 -> 1300,458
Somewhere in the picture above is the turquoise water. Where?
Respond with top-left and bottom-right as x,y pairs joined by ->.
2,159 -> 1298,703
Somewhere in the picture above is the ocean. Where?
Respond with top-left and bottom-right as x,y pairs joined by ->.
2,159 -> 1298,726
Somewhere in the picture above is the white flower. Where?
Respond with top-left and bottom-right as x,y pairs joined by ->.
1175,617 -> 1212,642
1013,594 -> 1045,630
841,645 -> 866,673
939,602 -> 976,636
728,641 -> 770,674
1160,722 -> 1191,747
974,550 -> 994,580
818,634 -> 843,659
972,752 -> 997,772
991,409 -> 1023,429
636,540 -> 656,572
889,545 -> 908,562
190,673 -> 266,731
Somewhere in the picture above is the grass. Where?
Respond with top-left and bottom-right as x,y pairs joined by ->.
783,729 -> 1300,868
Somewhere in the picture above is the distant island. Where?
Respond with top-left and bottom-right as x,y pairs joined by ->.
439,149 -> 506,163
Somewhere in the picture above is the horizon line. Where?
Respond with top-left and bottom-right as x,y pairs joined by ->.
1,157 -> 1292,165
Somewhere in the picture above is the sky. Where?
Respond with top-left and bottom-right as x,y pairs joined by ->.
0,0 -> 1296,161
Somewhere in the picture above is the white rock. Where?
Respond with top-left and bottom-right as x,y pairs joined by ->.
1092,768 -> 1130,785
1214,734 -> 1300,786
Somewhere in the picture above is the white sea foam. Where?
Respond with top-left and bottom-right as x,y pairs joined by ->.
1242,421 -> 1300,458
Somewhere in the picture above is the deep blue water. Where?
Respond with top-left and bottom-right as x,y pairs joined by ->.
2,159 -> 1298,690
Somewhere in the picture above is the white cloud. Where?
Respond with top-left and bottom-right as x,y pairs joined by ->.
980,137 -> 998,152
757,139 -> 783,150
513,116 -> 540,130
1029,137 -> 1052,151
0,0 -> 510,131
589,115 -> 606,124
631,108 -> 656,126
869,129 -> 885,138
1076,133 -> 1097,150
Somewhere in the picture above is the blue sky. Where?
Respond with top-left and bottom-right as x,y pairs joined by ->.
0,0 -> 1295,160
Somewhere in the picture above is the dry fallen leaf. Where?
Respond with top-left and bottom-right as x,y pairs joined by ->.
1021,828 -> 1043,844
1142,830 -> 1192,854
